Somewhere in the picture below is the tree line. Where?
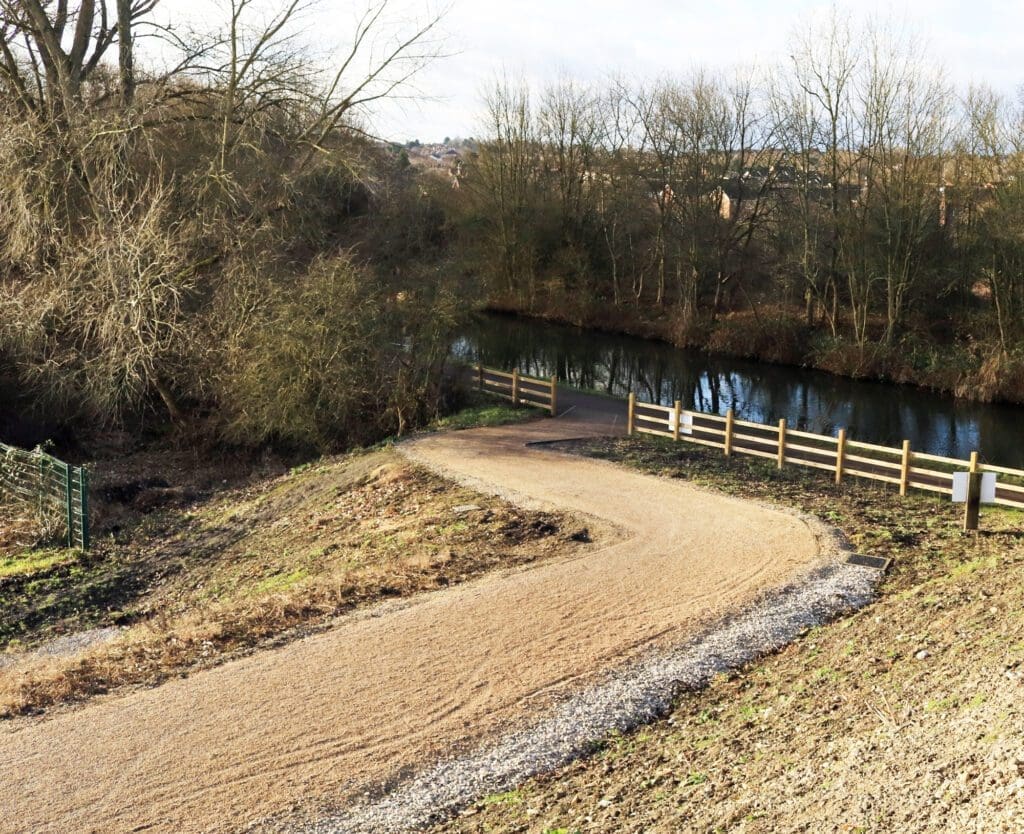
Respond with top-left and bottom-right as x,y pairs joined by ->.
0,0 -> 463,450
5,5 -> 1024,454
449,13 -> 1024,401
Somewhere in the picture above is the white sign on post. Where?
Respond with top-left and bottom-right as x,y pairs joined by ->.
951,472 -> 997,504
668,411 -> 694,435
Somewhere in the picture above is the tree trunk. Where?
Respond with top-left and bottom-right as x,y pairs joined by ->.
117,0 -> 135,108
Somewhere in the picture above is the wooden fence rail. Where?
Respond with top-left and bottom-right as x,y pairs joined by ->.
471,365 -> 1024,510
476,364 -> 557,416
627,396 -> 1024,510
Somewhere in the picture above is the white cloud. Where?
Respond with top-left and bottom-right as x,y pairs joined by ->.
157,0 -> 1024,141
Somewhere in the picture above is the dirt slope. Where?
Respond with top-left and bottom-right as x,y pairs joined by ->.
1,416 -> 828,834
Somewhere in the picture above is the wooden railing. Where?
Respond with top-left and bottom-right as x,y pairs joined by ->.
476,364 -> 557,416
627,394 -> 1024,510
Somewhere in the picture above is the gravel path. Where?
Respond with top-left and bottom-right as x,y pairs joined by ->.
1,408 -> 837,834
309,560 -> 879,833
0,627 -> 121,670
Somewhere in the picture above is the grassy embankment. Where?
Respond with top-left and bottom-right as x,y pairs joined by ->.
0,395 -> 579,718
434,436 -> 1024,834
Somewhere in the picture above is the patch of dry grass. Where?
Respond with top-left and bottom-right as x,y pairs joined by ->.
0,448 -> 591,717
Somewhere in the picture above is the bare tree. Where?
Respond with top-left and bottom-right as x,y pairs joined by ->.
0,0 -> 158,117
788,8 -> 859,334
471,78 -> 541,301
594,77 -> 648,306
0,0 -> 452,433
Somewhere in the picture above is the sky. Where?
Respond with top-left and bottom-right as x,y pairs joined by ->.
166,0 -> 1024,143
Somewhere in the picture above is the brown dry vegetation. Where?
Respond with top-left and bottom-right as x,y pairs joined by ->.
0,503 -> 39,555
432,437 -> 1024,834
0,0 -> 461,452
0,431 -> 590,718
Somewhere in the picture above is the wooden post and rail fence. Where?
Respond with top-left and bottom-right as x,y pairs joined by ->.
476,363 -> 1024,523
626,395 -> 1024,522
0,442 -> 90,549
476,364 -> 557,416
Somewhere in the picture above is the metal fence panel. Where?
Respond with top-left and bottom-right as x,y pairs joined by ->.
0,442 -> 90,549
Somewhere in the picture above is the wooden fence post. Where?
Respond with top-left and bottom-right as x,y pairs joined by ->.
964,451 -> 981,532
550,376 -> 558,417
477,363 -> 484,391
899,440 -> 911,497
673,400 -> 682,442
512,369 -> 520,406
835,428 -> 847,485
627,392 -> 636,436
777,418 -> 786,470
724,408 -> 734,457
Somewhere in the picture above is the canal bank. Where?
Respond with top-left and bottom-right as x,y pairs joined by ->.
456,312 -> 1024,468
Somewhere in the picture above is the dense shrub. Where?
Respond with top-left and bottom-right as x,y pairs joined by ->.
706,313 -> 808,365
216,255 -> 459,450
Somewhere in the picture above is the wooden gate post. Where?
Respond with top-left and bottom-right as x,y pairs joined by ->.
512,369 -> 520,406
477,363 -> 484,390
549,376 -> 558,417
835,428 -> 847,485
899,440 -> 911,497
673,400 -> 682,442
627,392 -> 636,436
724,408 -> 735,457
964,451 -> 982,532
777,418 -> 787,470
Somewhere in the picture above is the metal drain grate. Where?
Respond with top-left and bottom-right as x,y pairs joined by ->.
846,553 -> 891,571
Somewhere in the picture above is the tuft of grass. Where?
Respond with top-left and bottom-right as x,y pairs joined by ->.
250,567 -> 309,596
0,549 -> 76,579
431,399 -> 540,432
483,790 -> 523,806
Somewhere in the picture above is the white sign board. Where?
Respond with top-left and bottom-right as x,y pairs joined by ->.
668,411 -> 694,435
952,472 -> 997,504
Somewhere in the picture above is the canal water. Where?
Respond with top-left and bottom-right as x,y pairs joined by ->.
456,313 -> 1024,469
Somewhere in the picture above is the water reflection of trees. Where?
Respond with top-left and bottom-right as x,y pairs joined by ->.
462,315 -> 1022,466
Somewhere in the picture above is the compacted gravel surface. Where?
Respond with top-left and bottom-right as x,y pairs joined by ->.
308,561 -> 877,833
1,410 -> 836,833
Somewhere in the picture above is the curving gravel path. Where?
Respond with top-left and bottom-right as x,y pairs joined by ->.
1,407 -> 844,834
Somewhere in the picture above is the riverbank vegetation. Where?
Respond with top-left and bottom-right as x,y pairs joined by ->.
6,5 -> 1024,460
432,436 -> 1024,833
445,12 -> 1024,403
0,0 -> 462,452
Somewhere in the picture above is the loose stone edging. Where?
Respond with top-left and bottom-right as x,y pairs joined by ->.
305,560 -> 880,834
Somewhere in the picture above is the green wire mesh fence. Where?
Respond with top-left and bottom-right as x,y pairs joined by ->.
0,442 -> 90,550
